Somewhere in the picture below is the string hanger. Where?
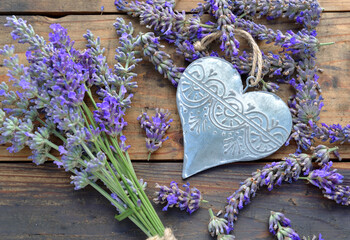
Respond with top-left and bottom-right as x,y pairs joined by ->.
194,29 -> 263,88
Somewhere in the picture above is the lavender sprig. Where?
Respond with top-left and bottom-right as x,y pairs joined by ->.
114,17 -> 184,87
137,108 -> 172,160
220,0 -> 322,30
316,123 -> 350,144
235,18 -> 320,58
224,145 -> 339,232
269,211 -> 325,240
154,181 -> 203,214
208,209 -> 235,239
269,211 -> 300,240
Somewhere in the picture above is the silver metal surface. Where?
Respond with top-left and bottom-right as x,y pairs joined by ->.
177,57 -> 292,179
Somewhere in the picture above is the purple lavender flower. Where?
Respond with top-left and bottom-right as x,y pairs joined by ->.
323,185 -> 350,206
4,16 -> 46,52
269,211 -> 301,240
312,145 -> 339,165
94,95 -> 127,138
70,169 -> 96,190
208,209 -> 231,237
137,108 -> 172,159
217,234 -> 236,240
111,192 -> 128,214
301,162 -> 350,205
86,151 -> 107,172
153,181 -> 203,214
302,234 -> 325,240
317,123 -> 350,144
235,19 -> 320,58
60,146 -> 83,171
306,162 -> 343,190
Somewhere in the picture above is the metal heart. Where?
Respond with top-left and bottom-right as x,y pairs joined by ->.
177,57 -> 292,179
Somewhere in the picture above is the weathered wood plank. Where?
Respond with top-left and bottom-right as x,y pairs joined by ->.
0,0 -> 348,14
0,162 -> 349,239
0,13 -> 349,161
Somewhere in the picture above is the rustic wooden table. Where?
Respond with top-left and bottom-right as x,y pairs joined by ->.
0,1 -> 350,239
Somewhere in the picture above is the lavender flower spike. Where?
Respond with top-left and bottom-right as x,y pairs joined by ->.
269,211 -> 300,240
301,162 -> 350,205
153,181 -> 203,214
138,108 -> 172,160
208,208 -> 235,239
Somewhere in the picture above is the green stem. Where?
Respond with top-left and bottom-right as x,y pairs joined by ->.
89,181 -> 152,238
108,136 -> 164,234
298,177 -> 308,180
36,118 -> 67,143
320,42 -> 335,46
147,151 -> 152,161
86,88 -> 98,110
208,208 -> 215,219
45,140 -> 59,151
239,13 -> 247,18
46,152 -> 61,162
328,146 -> 339,153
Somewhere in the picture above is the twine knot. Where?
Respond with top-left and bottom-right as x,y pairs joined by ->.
146,228 -> 177,240
194,29 -> 263,87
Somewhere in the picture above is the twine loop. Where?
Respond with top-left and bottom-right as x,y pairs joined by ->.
194,29 -> 263,87
146,228 -> 177,240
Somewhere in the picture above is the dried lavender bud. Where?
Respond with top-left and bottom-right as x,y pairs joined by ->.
208,209 -> 230,237
137,108 -> 172,159
217,234 -> 236,240
302,234 -> 324,240
60,146 -> 83,171
154,181 -> 203,214
86,151 -> 107,173
269,211 -> 300,240
111,192 -> 128,214
70,169 -> 97,190
323,185 -> 350,206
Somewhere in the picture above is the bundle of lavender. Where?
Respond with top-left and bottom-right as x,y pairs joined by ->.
0,16 -> 168,238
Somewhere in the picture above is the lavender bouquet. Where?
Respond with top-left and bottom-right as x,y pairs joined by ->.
0,16 -> 169,238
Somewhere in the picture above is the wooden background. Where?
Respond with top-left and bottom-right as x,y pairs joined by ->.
0,0 -> 349,239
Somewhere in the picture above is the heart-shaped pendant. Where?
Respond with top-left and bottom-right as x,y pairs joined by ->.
177,57 -> 293,179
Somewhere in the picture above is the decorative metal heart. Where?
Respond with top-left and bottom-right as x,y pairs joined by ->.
177,57 -> 292,179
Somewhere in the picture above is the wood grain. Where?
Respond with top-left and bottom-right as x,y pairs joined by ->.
0,0 -> 348,14
0,13 -> 349,161
0,161 -> 349,240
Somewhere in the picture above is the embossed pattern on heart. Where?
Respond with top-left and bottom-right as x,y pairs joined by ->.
177,57 -> 292,179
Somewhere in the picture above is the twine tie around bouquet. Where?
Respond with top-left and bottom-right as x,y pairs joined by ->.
146,228 -> 177,240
